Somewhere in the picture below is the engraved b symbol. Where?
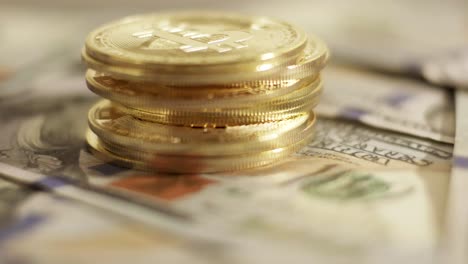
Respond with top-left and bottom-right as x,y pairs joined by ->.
133,29 -> 252,53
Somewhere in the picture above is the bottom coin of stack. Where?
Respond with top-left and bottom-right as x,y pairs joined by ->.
86,100 -> 317,173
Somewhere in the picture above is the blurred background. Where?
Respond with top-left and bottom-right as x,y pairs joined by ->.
1,0 -> 467,75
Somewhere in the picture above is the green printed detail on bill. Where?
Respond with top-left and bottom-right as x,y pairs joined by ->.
301,172 -> 412,200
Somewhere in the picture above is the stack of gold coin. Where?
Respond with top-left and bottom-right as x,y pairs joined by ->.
82,12 -> 329,173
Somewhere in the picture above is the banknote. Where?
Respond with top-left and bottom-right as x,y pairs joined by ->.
0,178 -> 33,234
0,178 -> 235,264
443,90 -> 468,264
0,32 -> 454,262
316,65 -> 455,143
0,75 -> 452,262
163,129 -> 450,262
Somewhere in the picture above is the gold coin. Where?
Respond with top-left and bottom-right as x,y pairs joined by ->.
88,99 -> 315,147
86,69 -> 321,109
117,85 -> 320,126
84,11 -> 307,71
88,100 -> 316,155
86,127 -> 314,173
86,68 -> 317,99
82,37 -> 328,85
93,115 -> 315,156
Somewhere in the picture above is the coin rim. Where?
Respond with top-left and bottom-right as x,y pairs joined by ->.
81,36 -> 328,85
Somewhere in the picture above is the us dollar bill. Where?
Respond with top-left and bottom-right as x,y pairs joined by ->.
0,178 -> 234,264
316,65 -> 455,143
0,30 -> 455,261
444,90 -> 468,264
0,77 -> 452,262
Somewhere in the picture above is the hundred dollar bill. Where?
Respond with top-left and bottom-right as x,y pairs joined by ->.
316,65 -> 455,143
77,118 -> 452,263
0,39 -> 454,262
0,178 -> 233,264
444,90 -> 468,264
0,75 -> 452,262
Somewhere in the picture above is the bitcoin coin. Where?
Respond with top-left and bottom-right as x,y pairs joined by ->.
92,116 -> 315,156
88,100 -> 316,154
86,69 -> 319,103
86,71 -> 321,110
82,37 -> 328,85
84,12 -> 307,69
86,128 -> 314,173
116,86 -> 320,126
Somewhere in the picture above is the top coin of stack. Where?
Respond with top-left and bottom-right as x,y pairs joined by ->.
82,11 -> 329,173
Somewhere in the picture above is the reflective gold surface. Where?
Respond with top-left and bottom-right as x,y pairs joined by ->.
84,12 -> 307,68
87,100 -> 316,155
86,72 -> 322,116
82,11 -> 329,172
86,68 -> 319,102
82,37 -> 329,85
86,128 -> 314,173
115,86 -> 320,126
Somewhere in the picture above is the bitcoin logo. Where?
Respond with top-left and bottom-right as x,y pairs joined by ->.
132,26 -> 253,53
85,12 -> 311,68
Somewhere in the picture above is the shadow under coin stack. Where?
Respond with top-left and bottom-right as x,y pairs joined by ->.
82,12 -> 329,173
